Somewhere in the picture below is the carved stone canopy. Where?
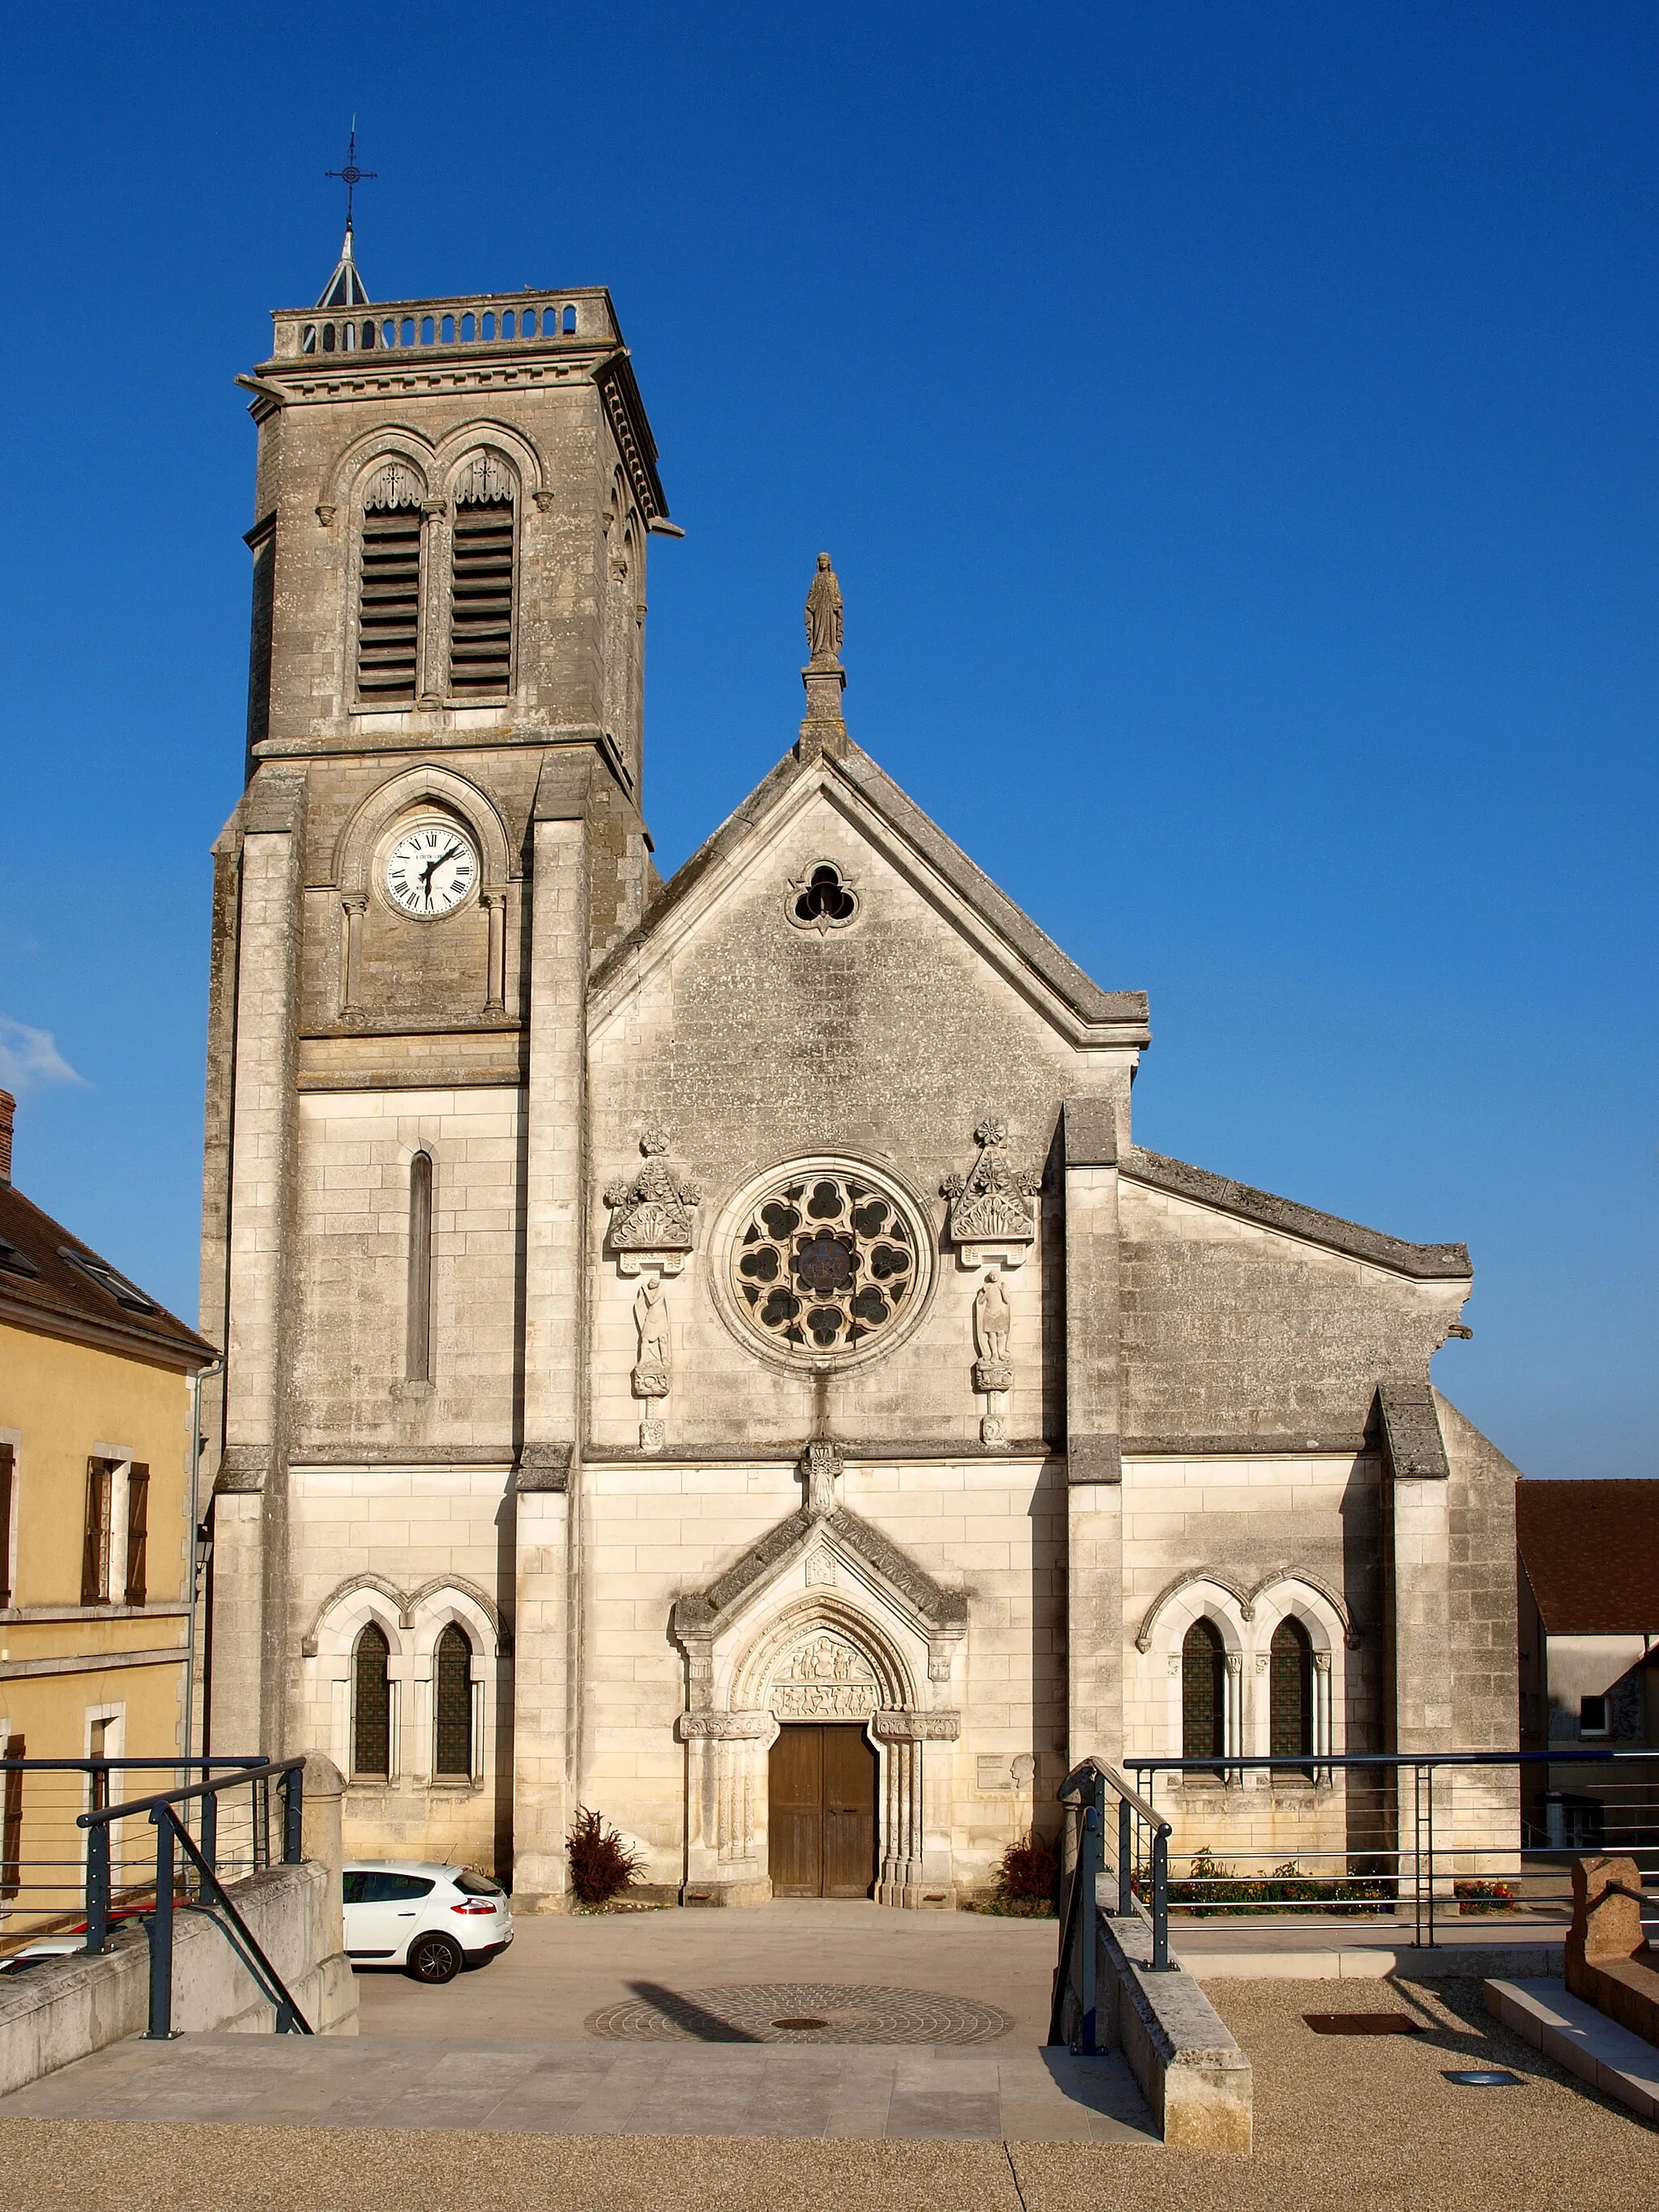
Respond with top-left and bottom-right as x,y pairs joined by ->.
604,1127 -> 701,1268
941,1119 -> 1043,1268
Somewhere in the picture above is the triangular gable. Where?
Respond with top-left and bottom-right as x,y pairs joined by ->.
589,736 -> 1149,1051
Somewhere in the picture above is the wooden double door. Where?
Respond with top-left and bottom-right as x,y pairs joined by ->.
768,1724 -> 878,1898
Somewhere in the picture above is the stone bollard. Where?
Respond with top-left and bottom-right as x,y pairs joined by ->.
301,1753 -> 348,1954
1566,1853 -> 1659,2048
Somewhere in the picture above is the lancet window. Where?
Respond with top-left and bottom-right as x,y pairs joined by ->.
448,454 -> 515,694
356,462 -> 425,702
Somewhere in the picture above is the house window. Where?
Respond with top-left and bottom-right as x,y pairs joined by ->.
353,1623 -> 392,1778
1181,1617 -> 1226,1765
1270,1617 -> 1314,1776
81,1460 -> 114,1605
123,1464 -> 150,1606
406,1152 -> 433,1382
356,464 -> 424,702
1579,1694 -> 1610,1740
433,1623 -> 473,1778
448,455 -> 514,694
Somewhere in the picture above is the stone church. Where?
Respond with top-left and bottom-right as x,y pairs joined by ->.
199,242 -> 1520,1908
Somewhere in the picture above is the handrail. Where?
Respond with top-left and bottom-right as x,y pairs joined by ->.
62,1755 -> 310,2037
1060,1755 -> 1167,1831
1051,1758 -> 1176,2054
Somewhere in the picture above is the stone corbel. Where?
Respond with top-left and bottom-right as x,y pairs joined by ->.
515,1442 -> 572,1494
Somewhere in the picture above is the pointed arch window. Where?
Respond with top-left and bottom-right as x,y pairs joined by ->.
1269,1617 -> 1314,1779
406,1151 -> 433,1383
449,454 -> 515,695
433,1623 -> 473,1778
1181,1617 -> 1226,1767
356,462 -> 425,702
352,1623 -> 392,1779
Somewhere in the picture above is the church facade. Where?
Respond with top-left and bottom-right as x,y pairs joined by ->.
199,256 -> 1520,1907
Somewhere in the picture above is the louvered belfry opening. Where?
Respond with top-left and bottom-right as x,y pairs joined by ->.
357,462 -> 424,701
449,454 -> 515,695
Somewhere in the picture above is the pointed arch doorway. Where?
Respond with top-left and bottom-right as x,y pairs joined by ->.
768,1724 -> 878,1898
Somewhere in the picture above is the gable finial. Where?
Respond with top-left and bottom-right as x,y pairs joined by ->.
797,551 -> 848,761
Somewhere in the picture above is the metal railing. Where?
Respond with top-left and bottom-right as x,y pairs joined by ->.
1051,1746 -> 1659,2054
1051,1758 -> 1173,2054
1124,1748 -> 1659,1950
0,1755 -> 311,2039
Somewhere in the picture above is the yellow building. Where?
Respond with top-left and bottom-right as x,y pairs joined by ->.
0,1092 -> 216,1933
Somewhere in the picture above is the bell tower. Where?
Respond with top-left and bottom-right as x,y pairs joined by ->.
199,238 -> 673,1899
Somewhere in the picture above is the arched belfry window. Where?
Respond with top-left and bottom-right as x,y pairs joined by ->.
406,1152 -> 433,1382
1181,1617 -> 1226,1767
352,1622 -> 392,1778
1270,1616 -> 1314,1777
433,1623 -> 473,1777
356,462 -> 424,701
448,454 -> 514,695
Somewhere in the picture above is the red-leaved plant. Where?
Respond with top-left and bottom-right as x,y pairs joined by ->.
992,1829 -> 1060,1917
566,1806 -> 644,1909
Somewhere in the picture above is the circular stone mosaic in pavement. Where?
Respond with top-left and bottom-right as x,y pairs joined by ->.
584,1983 -> 1013,2045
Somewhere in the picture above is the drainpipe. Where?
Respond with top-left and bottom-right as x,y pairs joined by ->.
182,1359 -> 224,1771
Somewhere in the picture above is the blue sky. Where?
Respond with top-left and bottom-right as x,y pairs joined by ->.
0,3 -> 1652,1477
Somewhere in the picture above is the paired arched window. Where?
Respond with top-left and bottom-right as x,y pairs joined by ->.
353,452 -> 516,705
352,1623 -> 391,1778
1269,1616 -> 1314,1775
406,1152 -> 433,1382
434,1623 -> 473,1777
1181,1617 -> 1226,1765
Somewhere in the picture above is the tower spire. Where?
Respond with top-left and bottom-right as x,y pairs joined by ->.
318,120 -> 375,308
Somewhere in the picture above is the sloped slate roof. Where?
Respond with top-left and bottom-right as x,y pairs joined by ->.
588,735 -> 1149,1038
0,1180 -> 215,1370
1517,1481 -> 1659,1635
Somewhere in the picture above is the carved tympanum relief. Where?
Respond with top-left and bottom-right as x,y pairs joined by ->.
771,1633 -> 878,1719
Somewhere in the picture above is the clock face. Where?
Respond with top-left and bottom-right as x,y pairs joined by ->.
384,824 -> 478,918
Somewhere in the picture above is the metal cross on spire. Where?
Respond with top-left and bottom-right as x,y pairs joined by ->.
326,119 -> 376,236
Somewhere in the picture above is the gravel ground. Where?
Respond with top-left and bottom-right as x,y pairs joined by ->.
0,1975 -> 1652,2211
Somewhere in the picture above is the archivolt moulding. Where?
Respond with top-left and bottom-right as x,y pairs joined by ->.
301,1571 -> 505,1658
1134,1563 -> 1358,1653
330,762 -> 514,896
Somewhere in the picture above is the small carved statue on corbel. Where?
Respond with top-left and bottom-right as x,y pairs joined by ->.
604,1127 -> 701,1276
942,1119 -> 1042,1271
973,1268 -> 1013,1448
632,1273 -> 672,1454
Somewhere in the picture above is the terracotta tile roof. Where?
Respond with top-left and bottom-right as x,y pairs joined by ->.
1516,1481 -> 1659,1635
0,1179 -> 215,1371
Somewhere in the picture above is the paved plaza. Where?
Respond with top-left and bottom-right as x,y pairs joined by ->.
0,1906 -> 1652,2210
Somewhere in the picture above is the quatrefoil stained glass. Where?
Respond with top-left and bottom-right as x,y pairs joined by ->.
732,1172 -> 919,1357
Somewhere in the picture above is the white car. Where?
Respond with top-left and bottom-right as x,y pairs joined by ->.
341,1861 -> 513,1984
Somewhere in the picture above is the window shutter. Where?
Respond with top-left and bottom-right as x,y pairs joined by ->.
448,487 -> 514,694
356,471 -> 424,701
124,1464 -> 150,1606
1,1734 -> 22,1902
81,1460 -> 112,1606
0,1443 -> 13,1608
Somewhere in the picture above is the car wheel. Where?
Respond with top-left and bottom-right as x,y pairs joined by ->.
406,1932 -> 463,1984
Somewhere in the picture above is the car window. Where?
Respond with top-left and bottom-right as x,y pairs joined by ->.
342,1872 -> 369,1904
454,1870 -> 504,1897
381,1874 -> 435,1902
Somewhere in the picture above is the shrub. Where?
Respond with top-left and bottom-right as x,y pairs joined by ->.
1165,1847 -> 1392,1917
989,1829 -> 1060,1918
566,1806 -> 644,1908
1455,1877 -> 1517,1916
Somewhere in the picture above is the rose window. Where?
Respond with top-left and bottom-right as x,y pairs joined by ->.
731,1170 -> 923,1359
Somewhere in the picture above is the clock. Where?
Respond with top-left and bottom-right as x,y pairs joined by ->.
383,824 -> 479,918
